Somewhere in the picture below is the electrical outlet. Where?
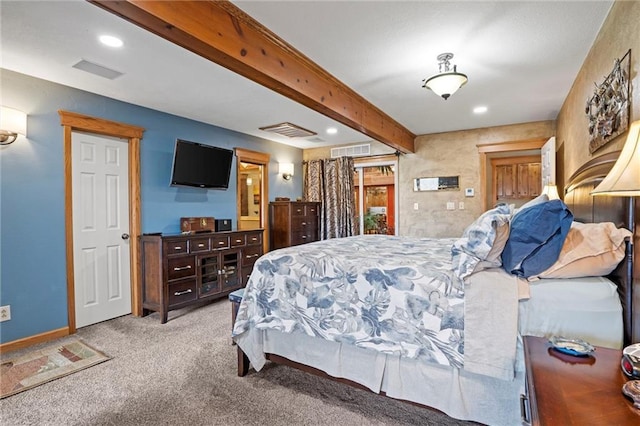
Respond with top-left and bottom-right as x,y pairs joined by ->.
458,201 -> 465,210
413,202 -> 419,210
0,305 -> 11,322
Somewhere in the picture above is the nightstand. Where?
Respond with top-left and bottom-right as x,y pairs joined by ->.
523,335 -> 639,425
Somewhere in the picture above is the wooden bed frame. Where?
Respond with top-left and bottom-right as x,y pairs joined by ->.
236,149 -> 637,406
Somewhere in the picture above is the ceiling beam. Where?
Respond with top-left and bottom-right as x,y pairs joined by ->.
89,0 -> 416,153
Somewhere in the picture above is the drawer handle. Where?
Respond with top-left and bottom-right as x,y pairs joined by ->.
245,254 -> 260,259
235,239 -> 242,243
301,222 -> 306,226
173,265 -> 192,271
251,237 -> 258,241
174,289 -> 192,296
296,209 -> 302,213
174,246 -> 182,250
302,235 -> 307,239
197,243 -> 205,248
218,241 -> 226,245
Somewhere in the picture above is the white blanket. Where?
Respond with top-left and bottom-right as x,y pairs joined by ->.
463,268 -> 520,380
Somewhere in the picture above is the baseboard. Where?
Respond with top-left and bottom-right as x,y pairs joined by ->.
0,327 -> 69,355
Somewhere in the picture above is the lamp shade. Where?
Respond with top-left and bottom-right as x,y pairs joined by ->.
542,184 -> 560,200
279,162 -> 294,180
423,72 -> 468,100
0,106 -> 27,136
591,120 -> 640,196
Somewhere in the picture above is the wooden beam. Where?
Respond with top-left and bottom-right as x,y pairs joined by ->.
89,0 -> 415,153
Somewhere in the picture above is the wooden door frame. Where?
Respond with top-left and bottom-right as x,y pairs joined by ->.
235,148 -> 270,254
59,110 -> 145,334
477,138 -> 547,211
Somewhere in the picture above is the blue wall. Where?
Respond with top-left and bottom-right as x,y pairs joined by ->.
0,70 -> 303,344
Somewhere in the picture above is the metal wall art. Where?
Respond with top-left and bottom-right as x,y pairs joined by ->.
586,49 -> 631,154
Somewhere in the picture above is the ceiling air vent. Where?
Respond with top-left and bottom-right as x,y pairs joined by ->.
72,59 -> 123,80
331,144 -> 371,158
259,122 -> 317,138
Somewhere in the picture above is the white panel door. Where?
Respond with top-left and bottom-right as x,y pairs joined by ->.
72,131 -> 131,328
541,136 -> 556,186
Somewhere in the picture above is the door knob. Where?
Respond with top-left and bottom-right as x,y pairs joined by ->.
121,233 -> 130,240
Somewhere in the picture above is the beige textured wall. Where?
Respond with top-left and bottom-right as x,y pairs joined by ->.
399,121 -> 555,238
303,139 -> 395,161
556,0 -> 640,184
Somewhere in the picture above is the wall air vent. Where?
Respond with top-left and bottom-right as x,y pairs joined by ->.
259,122 -> 317,138
72,59 -> 123,80
331,144 -> 371,158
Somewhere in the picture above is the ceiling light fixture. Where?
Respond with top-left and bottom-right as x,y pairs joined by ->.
99,35 -> 123,48
473,106 -> 488,114
422,53 -> 468,100
326,127 -> 338,135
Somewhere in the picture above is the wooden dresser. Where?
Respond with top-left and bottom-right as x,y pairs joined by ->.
523,335 -> 640,425
139,229 -> 263,323
269,201 -> 320,250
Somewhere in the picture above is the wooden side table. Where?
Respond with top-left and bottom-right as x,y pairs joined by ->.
523,335 -> 640,425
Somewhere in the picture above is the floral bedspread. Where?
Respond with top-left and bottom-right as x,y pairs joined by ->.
232,235 -> 466,368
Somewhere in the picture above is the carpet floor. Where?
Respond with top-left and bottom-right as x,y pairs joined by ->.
0,300 -> 474,425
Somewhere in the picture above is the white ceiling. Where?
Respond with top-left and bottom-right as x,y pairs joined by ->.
1,0 -> 613,150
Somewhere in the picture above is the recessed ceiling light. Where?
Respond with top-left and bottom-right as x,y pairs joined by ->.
99,35 -> 123,48
326,127 -> 338,135
473,106 -> 488,114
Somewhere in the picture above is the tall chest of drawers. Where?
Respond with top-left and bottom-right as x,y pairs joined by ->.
269,201 -> 320,250
139,229 -> 263,323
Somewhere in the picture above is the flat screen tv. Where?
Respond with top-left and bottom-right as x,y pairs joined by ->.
170,139 -> 233,189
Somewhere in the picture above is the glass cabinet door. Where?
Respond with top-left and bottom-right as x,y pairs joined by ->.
220,250 -> 240,292
199,254 -> 221,297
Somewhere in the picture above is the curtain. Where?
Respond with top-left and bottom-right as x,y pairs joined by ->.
304,156 -> 356,239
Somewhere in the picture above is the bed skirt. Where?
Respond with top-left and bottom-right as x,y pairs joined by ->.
236,328 -> 525,426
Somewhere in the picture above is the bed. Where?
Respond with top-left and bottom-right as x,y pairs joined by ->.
232,152 -> 636,426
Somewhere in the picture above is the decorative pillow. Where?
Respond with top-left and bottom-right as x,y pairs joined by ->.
530,222 -> 632,280
501,199 -> 573,278
451,204 -> 511,280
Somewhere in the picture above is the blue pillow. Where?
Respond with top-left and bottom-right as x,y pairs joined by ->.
502,199 -> 573,278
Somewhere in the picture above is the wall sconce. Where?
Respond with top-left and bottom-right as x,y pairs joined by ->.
0,106 -> 27,145
246,177 -> 253,186
279,163 -> 294,181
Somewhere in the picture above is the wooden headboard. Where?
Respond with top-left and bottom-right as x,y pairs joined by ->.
563,151 -> 638,345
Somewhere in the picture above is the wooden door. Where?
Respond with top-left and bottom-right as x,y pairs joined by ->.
492,155 -> 542,206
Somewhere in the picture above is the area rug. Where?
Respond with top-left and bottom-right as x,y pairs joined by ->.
0,340 -> 111,399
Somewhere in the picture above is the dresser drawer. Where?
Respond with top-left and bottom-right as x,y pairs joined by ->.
242,245 -> 262,266
291,204 -> 306,216
305,204 -> 319,217
292,216 -> 316,229
165,240 -> 188,255
230,234 -> 246,248
167,256 -> 196,280
189,237 -> 210,253
246,231 -> 262,246
291,231 -> 313,246
168,279 -> 197,307
211,235 -> 230,250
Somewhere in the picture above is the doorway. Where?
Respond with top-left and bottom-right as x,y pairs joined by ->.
235,148 -> 270,253
60,110 -> 144,334
354,159 -> 397,235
